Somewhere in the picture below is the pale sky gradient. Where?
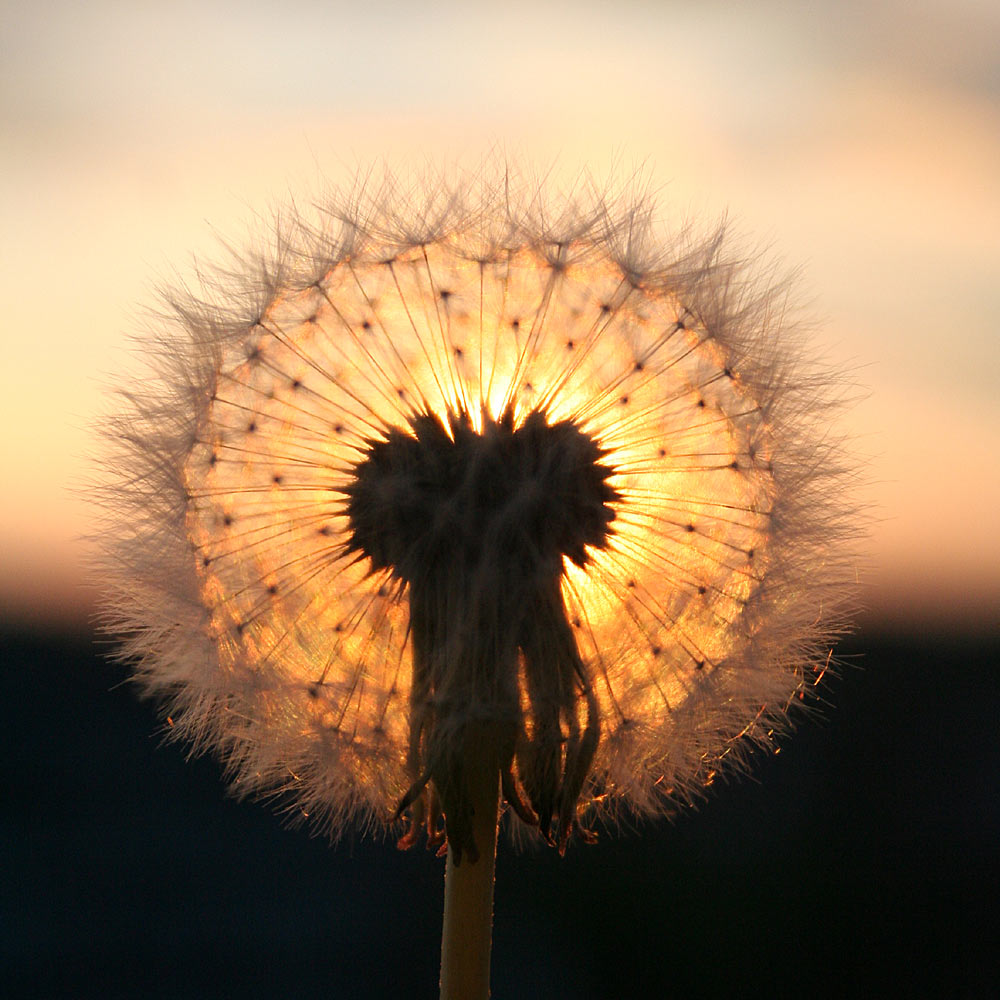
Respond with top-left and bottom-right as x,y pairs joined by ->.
2,0 -> 998,629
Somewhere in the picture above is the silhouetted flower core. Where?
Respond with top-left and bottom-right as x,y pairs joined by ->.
345,407 -> 620,856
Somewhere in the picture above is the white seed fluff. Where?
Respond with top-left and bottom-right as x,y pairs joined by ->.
95,168 -> 859,844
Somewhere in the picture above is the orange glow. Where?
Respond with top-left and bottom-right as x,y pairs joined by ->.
184,242 -> 778,762
3,1 -> 1000,633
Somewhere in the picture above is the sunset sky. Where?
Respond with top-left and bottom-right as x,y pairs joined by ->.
2,0 -> 998,630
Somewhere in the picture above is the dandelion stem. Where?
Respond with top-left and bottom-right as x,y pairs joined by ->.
439,754 -> 500,1000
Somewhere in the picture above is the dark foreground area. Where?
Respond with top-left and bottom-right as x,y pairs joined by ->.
2,624 -> 998,999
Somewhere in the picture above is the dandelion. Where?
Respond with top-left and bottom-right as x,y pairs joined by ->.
96,165 -> 858,998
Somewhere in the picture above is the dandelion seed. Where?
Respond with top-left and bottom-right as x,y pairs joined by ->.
96,165 -> 859,997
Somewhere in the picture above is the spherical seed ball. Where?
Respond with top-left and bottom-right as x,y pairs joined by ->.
96,168 -> 859,849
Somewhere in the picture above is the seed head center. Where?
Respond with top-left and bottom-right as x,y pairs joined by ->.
343,406 -> 620,856
344,408 -> 620,585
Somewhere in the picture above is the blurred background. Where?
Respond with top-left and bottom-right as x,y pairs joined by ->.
2,1 -> 997,996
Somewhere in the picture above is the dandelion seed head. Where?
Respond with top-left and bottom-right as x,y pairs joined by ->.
97,165 -> 859,853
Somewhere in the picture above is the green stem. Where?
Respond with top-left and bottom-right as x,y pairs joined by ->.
439,763 -> 500,1000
